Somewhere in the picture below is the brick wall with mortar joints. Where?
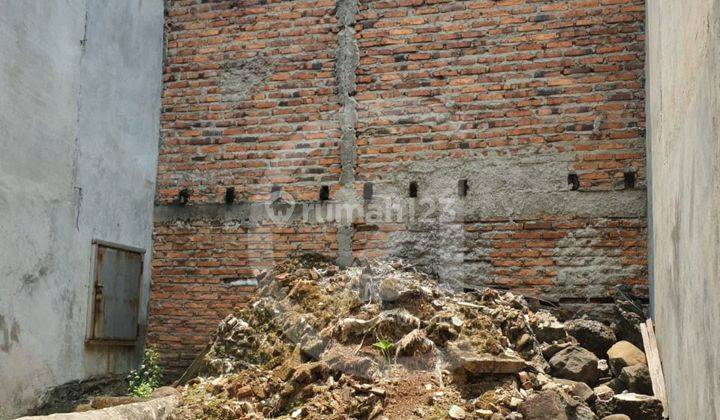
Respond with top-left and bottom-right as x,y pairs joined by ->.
352,217 -> 646,300
151,0 -> 647,375
355,0 -> 645,190
159,0 -> 342,203
149,219 -> 337,373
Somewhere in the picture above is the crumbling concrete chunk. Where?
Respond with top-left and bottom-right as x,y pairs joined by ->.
530,311 -> 567,343
336,317 -> 375,342
289,362 -> 329,386
549,346 -> 601,384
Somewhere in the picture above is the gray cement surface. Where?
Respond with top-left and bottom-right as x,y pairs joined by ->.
647,0 -> 720,418
0,1 -> 163,417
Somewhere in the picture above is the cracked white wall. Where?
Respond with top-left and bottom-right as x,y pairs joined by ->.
0,1 -> 164,417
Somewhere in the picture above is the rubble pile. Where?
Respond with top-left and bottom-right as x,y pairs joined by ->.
172,256 -> 662,419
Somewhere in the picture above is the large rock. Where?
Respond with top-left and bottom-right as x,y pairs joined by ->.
595,393 -> 663,420
447,344 -> 527,374
565,319 -> 617,358
549,346 -> 601,384
613,297 -> 646,348
619,364 -> 652,394
601,415 -> 631,420
520,389 -> 597,420
542,341 -> 573,359
606,341 -> 646,375
520,390 -> 569,420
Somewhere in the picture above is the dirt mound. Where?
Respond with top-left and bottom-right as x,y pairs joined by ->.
171,257 -> 659,419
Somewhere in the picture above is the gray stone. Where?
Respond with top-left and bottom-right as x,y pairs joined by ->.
542,342 -> 573,359
600,415 -> 631,420
619,364 -> 653,395
595,393 -> 663,420
599,378 -> 626,395
549,346 -> 601,384
613,299 -> 645,349
520,390 -> 569,420
447,344 -> 526,374
520,388 -> 597,420
17,396 -> 179,420
597,359 -> 610,376
565,319 -> 617,358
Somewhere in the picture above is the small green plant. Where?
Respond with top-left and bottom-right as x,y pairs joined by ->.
373,339 -> 394,363
128,346 -> 164,398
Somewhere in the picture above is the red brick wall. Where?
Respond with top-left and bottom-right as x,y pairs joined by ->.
352,216 -> 646,298
355,0 -> 645,189
150,0 -> 646,375
158,0 -> 341,203
149,220 -> 336,373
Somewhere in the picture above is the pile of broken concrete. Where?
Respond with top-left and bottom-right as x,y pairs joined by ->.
172,256 -> 663,420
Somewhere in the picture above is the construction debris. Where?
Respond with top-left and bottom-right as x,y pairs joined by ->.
170,256 -> 662,419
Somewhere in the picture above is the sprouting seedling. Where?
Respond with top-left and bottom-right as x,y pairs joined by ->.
373,339 -> 394,362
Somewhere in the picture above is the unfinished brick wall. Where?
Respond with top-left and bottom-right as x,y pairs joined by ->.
354,0 -> 645,189
150,0 -> 647,375
157,0 -> 342,203
151,220 -> 337,372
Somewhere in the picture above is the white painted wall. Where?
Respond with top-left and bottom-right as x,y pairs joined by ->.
0,1 -> 164,417
647,0 -> 720,418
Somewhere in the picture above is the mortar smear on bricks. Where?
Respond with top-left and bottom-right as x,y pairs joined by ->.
150,0 -> 647,376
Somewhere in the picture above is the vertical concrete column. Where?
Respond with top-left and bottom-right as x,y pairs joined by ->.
335,0 -> 359,267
